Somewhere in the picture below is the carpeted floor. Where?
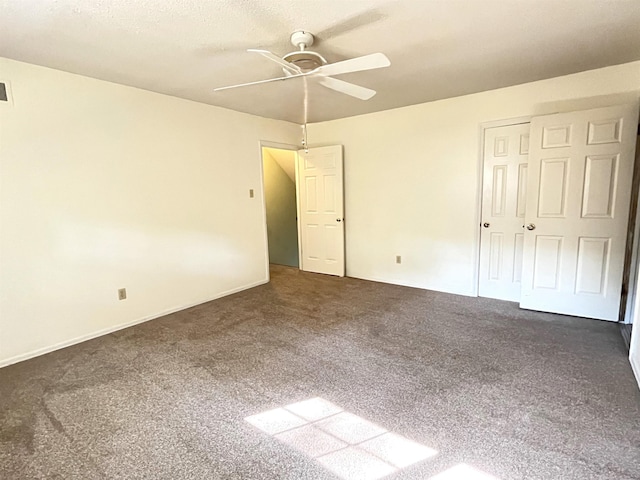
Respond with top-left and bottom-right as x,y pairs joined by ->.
1,265 -> 639,480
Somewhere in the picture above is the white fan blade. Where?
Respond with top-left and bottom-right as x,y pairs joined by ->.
317,76 -> 376,100
214,72 -> 308,92
316,52 -> 390,77
248,49 -> 301,74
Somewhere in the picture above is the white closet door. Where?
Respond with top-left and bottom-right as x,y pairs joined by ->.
479,123 -> 530,302
520,104 -> 639,321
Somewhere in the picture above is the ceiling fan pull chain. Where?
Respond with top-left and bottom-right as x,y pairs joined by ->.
302,76 -> 309,153
302,124 -> 309,153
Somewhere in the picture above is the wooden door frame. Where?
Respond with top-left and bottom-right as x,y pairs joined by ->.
474,116 -> 532,297
258,140 -> 301,282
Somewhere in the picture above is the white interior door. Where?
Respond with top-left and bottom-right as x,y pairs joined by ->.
479,123 -> 530,302
296,145 -> 345,277
520,104 -> 640,321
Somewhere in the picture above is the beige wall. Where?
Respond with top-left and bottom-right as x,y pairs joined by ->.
3,56 -> 640,368
0,58 -> 299,366
308,61 -> 640,296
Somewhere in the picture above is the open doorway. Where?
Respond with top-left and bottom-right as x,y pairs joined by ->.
262,146 -> 299,268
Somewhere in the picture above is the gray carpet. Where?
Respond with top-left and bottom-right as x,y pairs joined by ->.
1,265 -> 639,480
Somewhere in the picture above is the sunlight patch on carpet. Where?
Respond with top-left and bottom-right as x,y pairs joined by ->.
245,397 -> 437,480
429,463 -> 501,479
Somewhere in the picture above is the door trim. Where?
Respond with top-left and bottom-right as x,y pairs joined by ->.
259,140 -> 300,282
474,116 -> 532,297
621,133 -> 640,324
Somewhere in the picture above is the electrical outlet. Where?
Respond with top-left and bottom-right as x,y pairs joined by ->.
249,189 -> 254,198
396,255 -> 402,264
118,288 -> 127,300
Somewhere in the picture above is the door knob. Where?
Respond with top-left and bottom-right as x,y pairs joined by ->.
336,218 -> 342,222
483,222 -> 490,228
526,223 -> 536,230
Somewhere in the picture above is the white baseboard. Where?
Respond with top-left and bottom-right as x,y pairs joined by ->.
349,273 -> 475,298
631,350 -> 640,391
0,278 -> 268,369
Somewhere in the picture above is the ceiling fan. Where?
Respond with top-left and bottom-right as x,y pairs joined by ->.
213,31 -> 391,100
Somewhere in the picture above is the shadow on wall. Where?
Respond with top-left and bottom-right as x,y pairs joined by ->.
263,147 -> 299,268
533,92 -> 640,117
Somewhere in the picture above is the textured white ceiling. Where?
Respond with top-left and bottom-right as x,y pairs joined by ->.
2,0 -> 640,124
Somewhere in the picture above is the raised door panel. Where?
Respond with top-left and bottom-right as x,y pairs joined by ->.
305,224 -> 321,261
516,164 -> 528,218
492,165 -> 508,216
532,236 -> 563,290
542,125 -> 572,148
581,155 -> 618,218
587,118 -> 623,145
324,223 -> 340,264
513,233 -> 524,283
520,134 -> 530,155
488,233 -> 504,281
323,174 -> 337,213
494,136 -> 509,156
304,177 -> 318,213
575,237 -> 610,295
538,158 -> 569,217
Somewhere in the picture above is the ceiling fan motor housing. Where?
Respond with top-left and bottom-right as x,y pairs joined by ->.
285,31 -> 326,71
283,50 -> 327,71
290,31 -> 314,49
